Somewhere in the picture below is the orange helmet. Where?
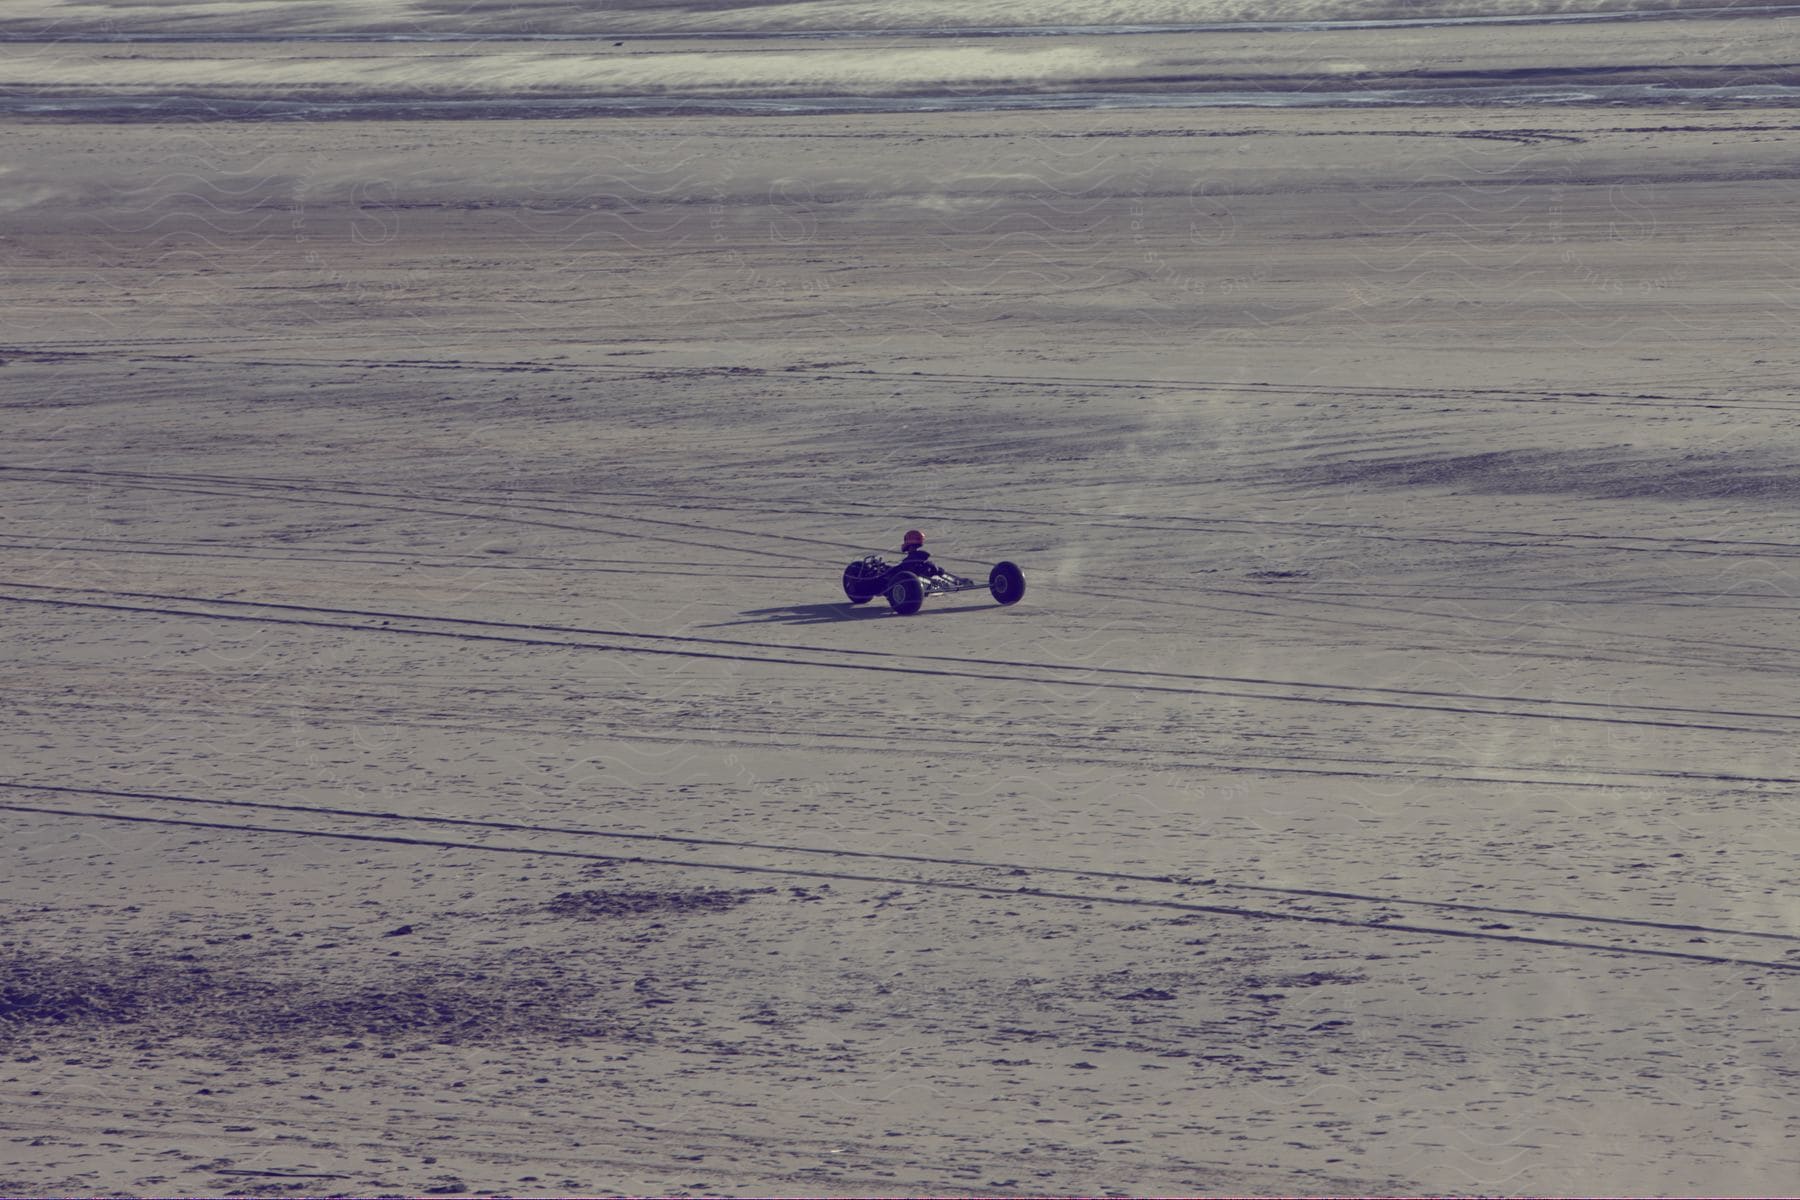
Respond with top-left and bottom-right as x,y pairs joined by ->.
902,529 -> 925,550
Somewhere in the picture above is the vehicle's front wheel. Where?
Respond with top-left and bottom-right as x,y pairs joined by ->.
988,561 -> 1025,606
885,571 -> 925,616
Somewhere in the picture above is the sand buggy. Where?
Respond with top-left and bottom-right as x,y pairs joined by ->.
841,553 -> 1026,615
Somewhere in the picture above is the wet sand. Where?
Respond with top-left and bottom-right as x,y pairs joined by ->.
5,12 -> 1800,118
3,2 -> 1799,1196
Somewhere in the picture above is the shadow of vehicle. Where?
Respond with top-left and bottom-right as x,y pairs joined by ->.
705,601 -> 998,628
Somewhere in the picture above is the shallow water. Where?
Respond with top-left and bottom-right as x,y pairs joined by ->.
8,81 -> 1799,120
4,4 -> 1798,41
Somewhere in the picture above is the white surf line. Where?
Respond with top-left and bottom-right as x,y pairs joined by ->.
5,581 -> 1798,734
11,5 -> 1798,41
5,800 -> 1797,975
10,779 -> 1794,947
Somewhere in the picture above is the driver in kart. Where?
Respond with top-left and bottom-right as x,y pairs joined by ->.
898,529 -> 949,579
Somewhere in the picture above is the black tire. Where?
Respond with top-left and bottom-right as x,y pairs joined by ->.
885,571 -> 925,616
988,561 -> 1025,606
843,560 -> 883,604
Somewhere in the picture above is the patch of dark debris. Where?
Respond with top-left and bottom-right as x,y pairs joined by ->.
0,953 -> 610,1046
1244,971 -> 1367,989
1,967 -> 150,1028
1120,987 -> 1177,1001
546,887 -> 772,919
258,982 -> 599,1040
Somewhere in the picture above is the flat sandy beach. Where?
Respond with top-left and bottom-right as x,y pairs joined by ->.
3,1 -> 1799,1195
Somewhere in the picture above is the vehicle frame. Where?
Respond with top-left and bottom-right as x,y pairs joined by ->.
841,554 -> 1026,615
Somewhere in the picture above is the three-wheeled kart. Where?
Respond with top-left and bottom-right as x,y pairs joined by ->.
841,554 -> 1026,615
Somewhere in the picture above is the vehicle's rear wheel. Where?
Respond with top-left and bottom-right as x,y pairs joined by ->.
988,561 -> 1025,606
843,560 -> 884,604
885,571 -> 925,616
